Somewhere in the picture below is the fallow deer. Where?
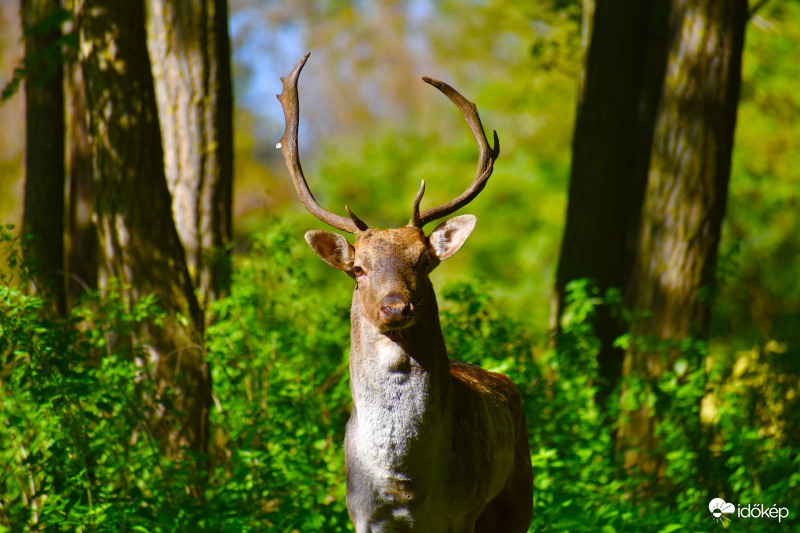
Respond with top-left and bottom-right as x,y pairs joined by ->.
276,53 -> 533,533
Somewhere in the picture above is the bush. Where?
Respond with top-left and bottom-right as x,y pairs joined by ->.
2,225 -> 798,531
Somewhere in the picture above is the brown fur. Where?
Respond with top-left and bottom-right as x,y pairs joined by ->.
306,218 -> 533,533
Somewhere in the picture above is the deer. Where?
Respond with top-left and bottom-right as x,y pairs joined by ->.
276,53 -> 533,533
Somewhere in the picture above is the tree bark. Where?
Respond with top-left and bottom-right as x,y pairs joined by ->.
553,0 -> 669,407
65,59 -> 97,307
555,0 -> 748,483
21,0 -> 65,314
619,0 -> 748,476
145,0 -> 233,308
78,0 -> 210,459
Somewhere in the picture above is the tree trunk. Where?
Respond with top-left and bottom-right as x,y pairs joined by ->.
65,59 -> 97,307
78,0 -> 210,459
553,0 -> 669,408
555,0 -> 748,483
619,0 -> 748,476
21,0 -> 65,314
145,0 -> 233,308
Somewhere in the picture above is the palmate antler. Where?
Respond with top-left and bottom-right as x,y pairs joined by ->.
276,53 -> 500,232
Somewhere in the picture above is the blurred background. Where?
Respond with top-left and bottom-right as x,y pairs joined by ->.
3,0 -> 798,342
4,0 -> 579,331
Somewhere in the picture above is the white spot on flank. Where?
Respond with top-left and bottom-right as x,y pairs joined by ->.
275,142 -> 282,149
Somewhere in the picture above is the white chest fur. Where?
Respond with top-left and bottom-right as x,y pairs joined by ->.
350,339 -> 438,477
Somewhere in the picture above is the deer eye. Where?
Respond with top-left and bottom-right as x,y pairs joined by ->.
353,265 -> 365,277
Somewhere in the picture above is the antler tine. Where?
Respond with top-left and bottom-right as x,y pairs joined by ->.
410,77 -> 500,229
346,205 -> 369,232
276,53 -> 368,234
409,180 -> 426,228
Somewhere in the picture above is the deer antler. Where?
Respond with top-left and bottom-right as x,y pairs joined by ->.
409,77 -> 500,229
276,53 -> 368,234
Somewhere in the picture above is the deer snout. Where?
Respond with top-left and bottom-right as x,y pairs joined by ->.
379,294 -> 413,325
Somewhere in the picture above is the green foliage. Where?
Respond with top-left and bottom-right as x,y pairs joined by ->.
527,282 -> 800,532
0,221 -> 353,532
205,220 -> 354,531
717,0 -> 800,349
3,224 -> 799,531
0,270 -> 184,530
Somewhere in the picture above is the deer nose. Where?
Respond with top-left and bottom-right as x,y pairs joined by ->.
379,294 -> 412,323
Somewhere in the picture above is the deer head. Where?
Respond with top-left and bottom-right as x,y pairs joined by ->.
305,218 -> 475,332
276,54 -> 499,332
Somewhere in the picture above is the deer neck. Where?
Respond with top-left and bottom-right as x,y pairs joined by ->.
348,287 -> 451,408
346,286 -> 453,482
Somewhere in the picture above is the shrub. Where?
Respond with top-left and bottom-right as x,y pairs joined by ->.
2,225 -> 797,531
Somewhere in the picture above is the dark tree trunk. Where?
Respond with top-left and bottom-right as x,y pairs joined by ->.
79,0 -> 210,459
553,0 -> 669,408
555,0 -> 748,485
21,0 -> 65,314
145,0 -> 233,308
619,0 -> 748,475
65,60 -> 97,307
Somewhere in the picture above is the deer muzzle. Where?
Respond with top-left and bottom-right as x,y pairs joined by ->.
378,293 -> 413,327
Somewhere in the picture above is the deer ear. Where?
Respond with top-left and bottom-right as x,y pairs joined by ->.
428,214 -> 476,261
305,230 -> 355,273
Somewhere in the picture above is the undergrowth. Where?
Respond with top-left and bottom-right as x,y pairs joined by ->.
1,224 -> 798,531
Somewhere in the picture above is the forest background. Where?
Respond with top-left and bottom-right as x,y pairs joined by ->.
1,0 -> 799,531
